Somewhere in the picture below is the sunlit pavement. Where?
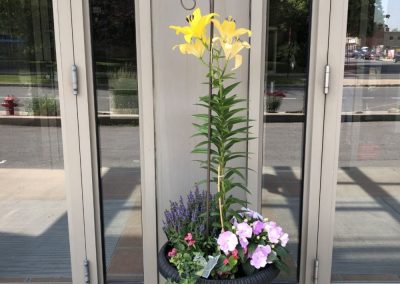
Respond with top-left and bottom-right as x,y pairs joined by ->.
0,123 -> 399,282
0,167 -> 143,283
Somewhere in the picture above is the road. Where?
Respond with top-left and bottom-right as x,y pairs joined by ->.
1,84 -> 399,114
278,85 -> 400,113
0,121 -> 399,169
1,60 -> 399,113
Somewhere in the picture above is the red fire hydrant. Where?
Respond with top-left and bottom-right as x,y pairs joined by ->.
1,96 -> 19,115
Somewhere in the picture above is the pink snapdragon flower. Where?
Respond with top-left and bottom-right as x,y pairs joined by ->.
232,249 -> 239,260
184,233 -> 193,241
184,232 -> 196,246
250,245 -> 271,269
168,248 -> 177,257
217,231 -> 238,255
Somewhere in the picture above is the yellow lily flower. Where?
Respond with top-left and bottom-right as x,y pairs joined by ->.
220,41 -> 250,70
212,17 -> 252,43
173,39 -> 206,58
169,8 -> 218,43
212,17 -> 252,70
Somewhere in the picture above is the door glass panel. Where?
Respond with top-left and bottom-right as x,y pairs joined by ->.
332,0 -> 400,282
0,0 -> 72,282
262,0 -> 311,282
89,0 -> 143,282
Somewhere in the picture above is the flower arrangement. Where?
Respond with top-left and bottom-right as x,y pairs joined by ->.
160,7 -> 290,283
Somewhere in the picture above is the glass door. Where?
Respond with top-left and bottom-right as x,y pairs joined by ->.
332,0 -> 400,281
0,0 -> 89,283
317,0 -> 400,282
0,0 -> 72,282
88,0 -> 144,282
262,0 -> 312,282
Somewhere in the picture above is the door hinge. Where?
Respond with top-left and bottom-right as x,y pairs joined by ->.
84,259 -> 90,284
72,64 -> 78,95
324,64 -> 330,95
314,258 -> 319,283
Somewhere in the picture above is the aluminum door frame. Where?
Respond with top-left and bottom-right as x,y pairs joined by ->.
52,0 -> 91,282
315,0 -> 350,283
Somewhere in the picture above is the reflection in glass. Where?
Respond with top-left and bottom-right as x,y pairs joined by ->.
90,0 -> 143,282
0,0 -> 71,282
262,0 -> 311,282
332,0 -> 400,282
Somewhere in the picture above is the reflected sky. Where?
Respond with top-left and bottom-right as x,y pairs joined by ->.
382,0 -> 400,30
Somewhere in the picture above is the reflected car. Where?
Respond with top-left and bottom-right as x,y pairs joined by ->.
394,53 -> 400,63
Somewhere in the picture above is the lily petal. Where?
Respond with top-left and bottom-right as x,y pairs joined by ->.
233,54 -> 242,70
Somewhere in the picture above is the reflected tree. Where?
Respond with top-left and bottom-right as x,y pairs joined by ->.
347,0 -> 385,46
268,0 -> 310,73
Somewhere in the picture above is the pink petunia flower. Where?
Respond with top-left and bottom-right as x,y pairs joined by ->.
280,233 -> 289,247
250,245 -> 271,269
265,222 -> 283,243
217,231 -> 238,255
239,236 -> 249,250
236,222 -> 252,239
252,220 -> 265,235
241,207 -> 263,220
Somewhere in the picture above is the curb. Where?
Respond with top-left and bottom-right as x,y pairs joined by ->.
264,113 -> 400,123
0,113 -> 398,126
0,115 -> 139,127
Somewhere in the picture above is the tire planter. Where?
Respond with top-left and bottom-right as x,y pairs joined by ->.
158,243 -> 280,283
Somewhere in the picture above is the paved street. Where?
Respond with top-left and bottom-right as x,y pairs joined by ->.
2,84 -> 399,114
277,85 -> 400,113
0,121 -> 399,168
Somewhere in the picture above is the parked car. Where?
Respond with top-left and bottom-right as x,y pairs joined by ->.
394,53 -> 400,63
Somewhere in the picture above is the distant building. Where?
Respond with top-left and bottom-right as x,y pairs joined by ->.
384,32 -> 400,50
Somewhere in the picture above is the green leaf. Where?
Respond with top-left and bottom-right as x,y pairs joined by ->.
222,82 -> 241,96
242,261 -> 256,276
274,259 -> 290,273
225,168 -> 246,180
275,245 -> 289,258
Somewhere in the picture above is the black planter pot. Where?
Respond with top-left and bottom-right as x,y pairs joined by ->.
158,243 -> 280,283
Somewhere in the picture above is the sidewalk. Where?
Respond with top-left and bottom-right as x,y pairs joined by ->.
262,166 -> 400,282
0,167 -> 143,283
